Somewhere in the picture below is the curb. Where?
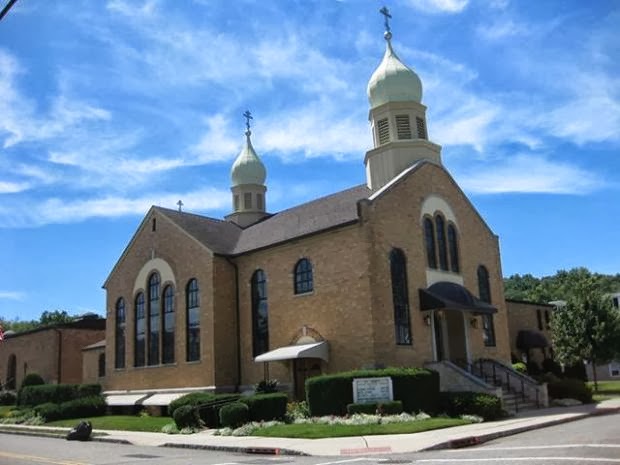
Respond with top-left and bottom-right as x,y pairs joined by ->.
160,442 -> 307,456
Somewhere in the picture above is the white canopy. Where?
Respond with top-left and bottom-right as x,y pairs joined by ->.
105,394 -> 149,406
254,341 -> 329,363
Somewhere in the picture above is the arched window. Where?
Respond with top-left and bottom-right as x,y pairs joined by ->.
6,354 -> 16,390
435,214 -> 448,271
423,217 -> 437,269
294,258 -> 313,294
447,223 -> 460,273
162,286 -> 175,364
390,248 -> 411,345
148,273 -> 160,366
134,292 -> 146,367
114,297 -> 126,369
186,279 -> 200,362
477,265 -> 496,347
251,269 -> 269,357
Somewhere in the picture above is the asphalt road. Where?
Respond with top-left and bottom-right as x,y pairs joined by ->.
0,413 -> 618,464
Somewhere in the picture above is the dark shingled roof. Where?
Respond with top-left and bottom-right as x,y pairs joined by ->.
156,184 -> 370,256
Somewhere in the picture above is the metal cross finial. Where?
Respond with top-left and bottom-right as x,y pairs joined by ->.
380,6 -> 392,34
243,110 -> 253,132
177,200 -> 184,212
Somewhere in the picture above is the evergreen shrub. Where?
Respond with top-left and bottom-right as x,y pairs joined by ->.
77,384 -> 102,398
18,384 -> 78,406
21,373 -> 45,388
58,395 -> 106,419
0,391 -> 16,405
306,367 -> 439,417
195,394 -> 242,428
168,392 -> 216,418
439,392 -> 505,421
219,402 -> 249,428
34,402 -> 62,422
547,378 -> 592,403
173,405 -> 201,430
346,400 -> 403,415
512,362 -> 526,373
240,393 -> 288,422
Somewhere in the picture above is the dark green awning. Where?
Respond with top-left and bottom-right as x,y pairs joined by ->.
419,281 -> 497,315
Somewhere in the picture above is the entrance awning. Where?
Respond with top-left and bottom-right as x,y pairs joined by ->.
517,330 -> 549,349
419,281 -> 497,315
254,341 -> 329,363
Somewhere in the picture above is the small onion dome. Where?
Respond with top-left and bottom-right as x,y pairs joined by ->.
367,32 -> 423,109
231,130 -> 266,187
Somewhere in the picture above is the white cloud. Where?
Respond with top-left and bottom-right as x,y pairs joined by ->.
404,0 -> 469,14
476,19 -> 530,40
0,181 -> 30,194
457,154 -> 603,195
0,291 -> 25,301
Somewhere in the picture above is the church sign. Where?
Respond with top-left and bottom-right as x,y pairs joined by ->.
352,377 -> 393,404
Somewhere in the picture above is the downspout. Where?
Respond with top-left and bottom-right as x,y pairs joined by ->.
225,257 -> 242,392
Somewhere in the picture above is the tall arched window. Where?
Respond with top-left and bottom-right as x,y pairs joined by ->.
478,265 -> 496,346
134,292 -> 146,367
115,297 -> 126,369
390,248 -> 411,345
162,285 -> 175,364
294,258 -> 313,294
6,354 -> 16,390
148,273 -> 160,365
251,269 -> 269,357
186,279 -> 200,362
447,223 -> 459,273
435,214 -> 448,271
424,217 -> 437,269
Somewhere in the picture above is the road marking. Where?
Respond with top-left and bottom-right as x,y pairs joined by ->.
414,457 -> 620,463
0,451 -> 88,465
315,458 -> 374,465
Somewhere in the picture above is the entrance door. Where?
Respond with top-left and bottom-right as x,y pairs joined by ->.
293,358 -> 322,401
433,312 -> 445,361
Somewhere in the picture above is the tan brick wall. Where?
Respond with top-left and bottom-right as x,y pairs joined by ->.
82,346 -> 105,385
104,210 -> 218,391
506,300 -> 554,365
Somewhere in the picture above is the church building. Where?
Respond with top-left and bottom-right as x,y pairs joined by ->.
103,9 -> 520,404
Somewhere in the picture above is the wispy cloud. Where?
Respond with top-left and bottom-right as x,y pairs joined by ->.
457,154 -> 603,195
476,19 -> 530,40
404,0 -> 469,14
0,291 -> 25,301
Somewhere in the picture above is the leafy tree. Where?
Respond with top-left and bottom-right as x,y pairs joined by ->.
552,276 -> 620,391
1,310 -> 77,333
39,310 -> 75,325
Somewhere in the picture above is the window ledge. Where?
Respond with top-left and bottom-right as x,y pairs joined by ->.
294,291 -> 314,298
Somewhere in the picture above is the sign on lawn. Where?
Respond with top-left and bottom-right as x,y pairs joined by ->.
352,377 -> 393,404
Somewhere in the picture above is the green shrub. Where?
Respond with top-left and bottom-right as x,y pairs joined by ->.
0,391 -> 16,405
347,400 -> 404,415
542,359 -> 563,376
512,362 -> 527,373
58,395 -> 106,419
563,362 -> 587,381
240,393 -> 288,422
255,379 -> 279,394
33,402 -> 62,422
306,367 -> 439,417
168,392 -> 216,418
346,402 -> 378,415
21,373 -> 45,388
173,405 -> 201,430
77,384 -> 102,398
194,394 -> 242,428
18,384 -> 78,407
219,402 -> 249,428
526,361 -> 541,376
547,378 -> 592,403
377,400 -> 403,415
440,392 -> 505,421
286,401 -> 309,421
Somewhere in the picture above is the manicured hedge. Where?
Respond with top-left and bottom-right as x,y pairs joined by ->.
0,391 -> 16,405
21,373 -> 45,388
240,393 -> 288,422
346,400 -> 403,415
33,395 -> 106,422
306,367 -> 440,417
439,391 -> 505,421
18,383 -> 103,407
547,378 -> 592,403
219,402 -> 249,428
173,405 -> 201,429
168,392 -> 217,418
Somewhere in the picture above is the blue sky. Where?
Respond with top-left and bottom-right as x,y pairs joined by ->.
1,0 -> 618,321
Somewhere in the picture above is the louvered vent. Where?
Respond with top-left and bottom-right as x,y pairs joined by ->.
377,118 -> 390,145
396,115 -> 412,140
416,117 -> 427,139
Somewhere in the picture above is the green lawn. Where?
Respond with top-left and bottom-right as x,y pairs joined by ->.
46,415 -> 172,432
589,380 -> 620,401
0,405 -> 15,418
252,418 -> 471,439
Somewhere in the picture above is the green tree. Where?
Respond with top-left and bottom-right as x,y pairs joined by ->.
552,276 -> 620,391
39,310 -> 75,325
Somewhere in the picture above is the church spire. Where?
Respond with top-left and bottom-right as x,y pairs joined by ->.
364,6 -> 442,191
226,111 -> 269,228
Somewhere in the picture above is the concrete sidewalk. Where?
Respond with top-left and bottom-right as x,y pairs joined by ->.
1,398 -> 619,456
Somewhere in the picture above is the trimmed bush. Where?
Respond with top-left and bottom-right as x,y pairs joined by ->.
168,392 -> 216,418
173,405 -> 201,430
346,402 -> 377,415
18,384 -> 78,407
21,373 -> 45,388
346,400 -> 403,415
440,392 -> 505,421
564,362 -> 587,382
240,393 -> 288,422
306,367 -> 439,417
194,394 -> 242,428
255,379 -> 279,394
219,402 -> 249,428
0,391 -> 16,405
541,359 -> 563,377
512,362 -> 526,374
547,378 -> 592,403
377,400 -> 403,415
59,395 -> 106,419
34,402 -> 62,422
77,384 -> 102,398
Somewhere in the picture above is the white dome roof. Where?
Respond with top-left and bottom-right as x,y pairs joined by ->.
367,36 -> 423,109
231,131 -> 266,187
